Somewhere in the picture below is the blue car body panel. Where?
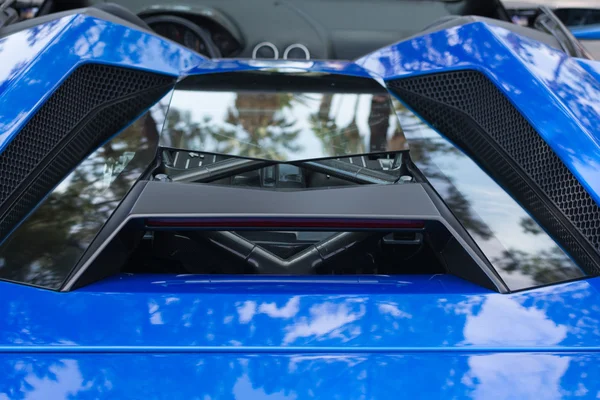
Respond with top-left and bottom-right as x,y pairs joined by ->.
3,274 -> 600,350
572,24 -> 600,40
2,12 -> 600,399
7,352 -> 600,399
578,57 -> 600,80
0,274 -> 599,398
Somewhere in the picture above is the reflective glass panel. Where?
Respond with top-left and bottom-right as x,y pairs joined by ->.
161,73 -> 407,160
0,112 -> 162,289
392,99 -> 585,290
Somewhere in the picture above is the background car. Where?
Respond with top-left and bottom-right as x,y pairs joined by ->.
504,0 -> 600,55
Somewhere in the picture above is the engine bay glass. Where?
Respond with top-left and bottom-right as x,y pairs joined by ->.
0,71 -> 587,292
159,72 -> 408,161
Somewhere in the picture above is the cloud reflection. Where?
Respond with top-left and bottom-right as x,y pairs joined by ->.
259,297 -> 300,319
283,301 -> 365,344
462,296 -> 567,346
0,275 -> 598,397
0,352 -> 596,399
237,301 -> 257,324
378,303 -> 412,319
463,354 -> 570,400
233,374 -> 297,400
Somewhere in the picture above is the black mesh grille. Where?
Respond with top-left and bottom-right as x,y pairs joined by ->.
0,64 -> 174,239
388,70 -> 600,275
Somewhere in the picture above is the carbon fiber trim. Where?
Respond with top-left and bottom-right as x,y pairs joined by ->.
0,64 -> 174,240
388,70 -> 600,276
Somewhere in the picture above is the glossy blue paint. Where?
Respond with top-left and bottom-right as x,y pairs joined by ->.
0,274 -> 599,398
577,57 -> 600,81
6,273 -> 600,349
2,13 -> 600,398
357,21 -> 600,206
572,24 -> 600,39
0,13 -> 204,154
2,352 -> 600,399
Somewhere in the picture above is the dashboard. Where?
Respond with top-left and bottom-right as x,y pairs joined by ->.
92,0 -> 509,60
141,11 -> 242,58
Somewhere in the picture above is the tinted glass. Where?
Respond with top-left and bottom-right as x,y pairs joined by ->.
0,112 -> 163,289
392,99 -> 585,291
554,8 -> 600,26
161,74 -> 407,161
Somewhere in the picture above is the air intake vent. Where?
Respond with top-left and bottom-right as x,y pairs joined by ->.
388,70 -> 600,275
0,64 -> 174,240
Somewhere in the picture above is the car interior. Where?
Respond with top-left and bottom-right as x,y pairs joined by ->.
0,0 -> 590,60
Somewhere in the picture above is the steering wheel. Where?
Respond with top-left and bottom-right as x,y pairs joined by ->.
35,2 -> 221,58
142,14 -> 222,59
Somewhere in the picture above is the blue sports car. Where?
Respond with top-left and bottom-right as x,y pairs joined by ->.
0,0 -> 600,398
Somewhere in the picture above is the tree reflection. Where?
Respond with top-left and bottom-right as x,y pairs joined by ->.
493,217 -> 582,285
492,247 -> 579,285
394,102 -> 493,240
165,88 -> 413,160
412,139 -> 494,240
309,94 -> 407,157
162,107 -> 204,149
0,114 -> 159,289
393,99 -> 584,287
520,216 -> 543,236
0,357 -> 68,400
199,93 -> 303,160
309,94 -> 366,156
